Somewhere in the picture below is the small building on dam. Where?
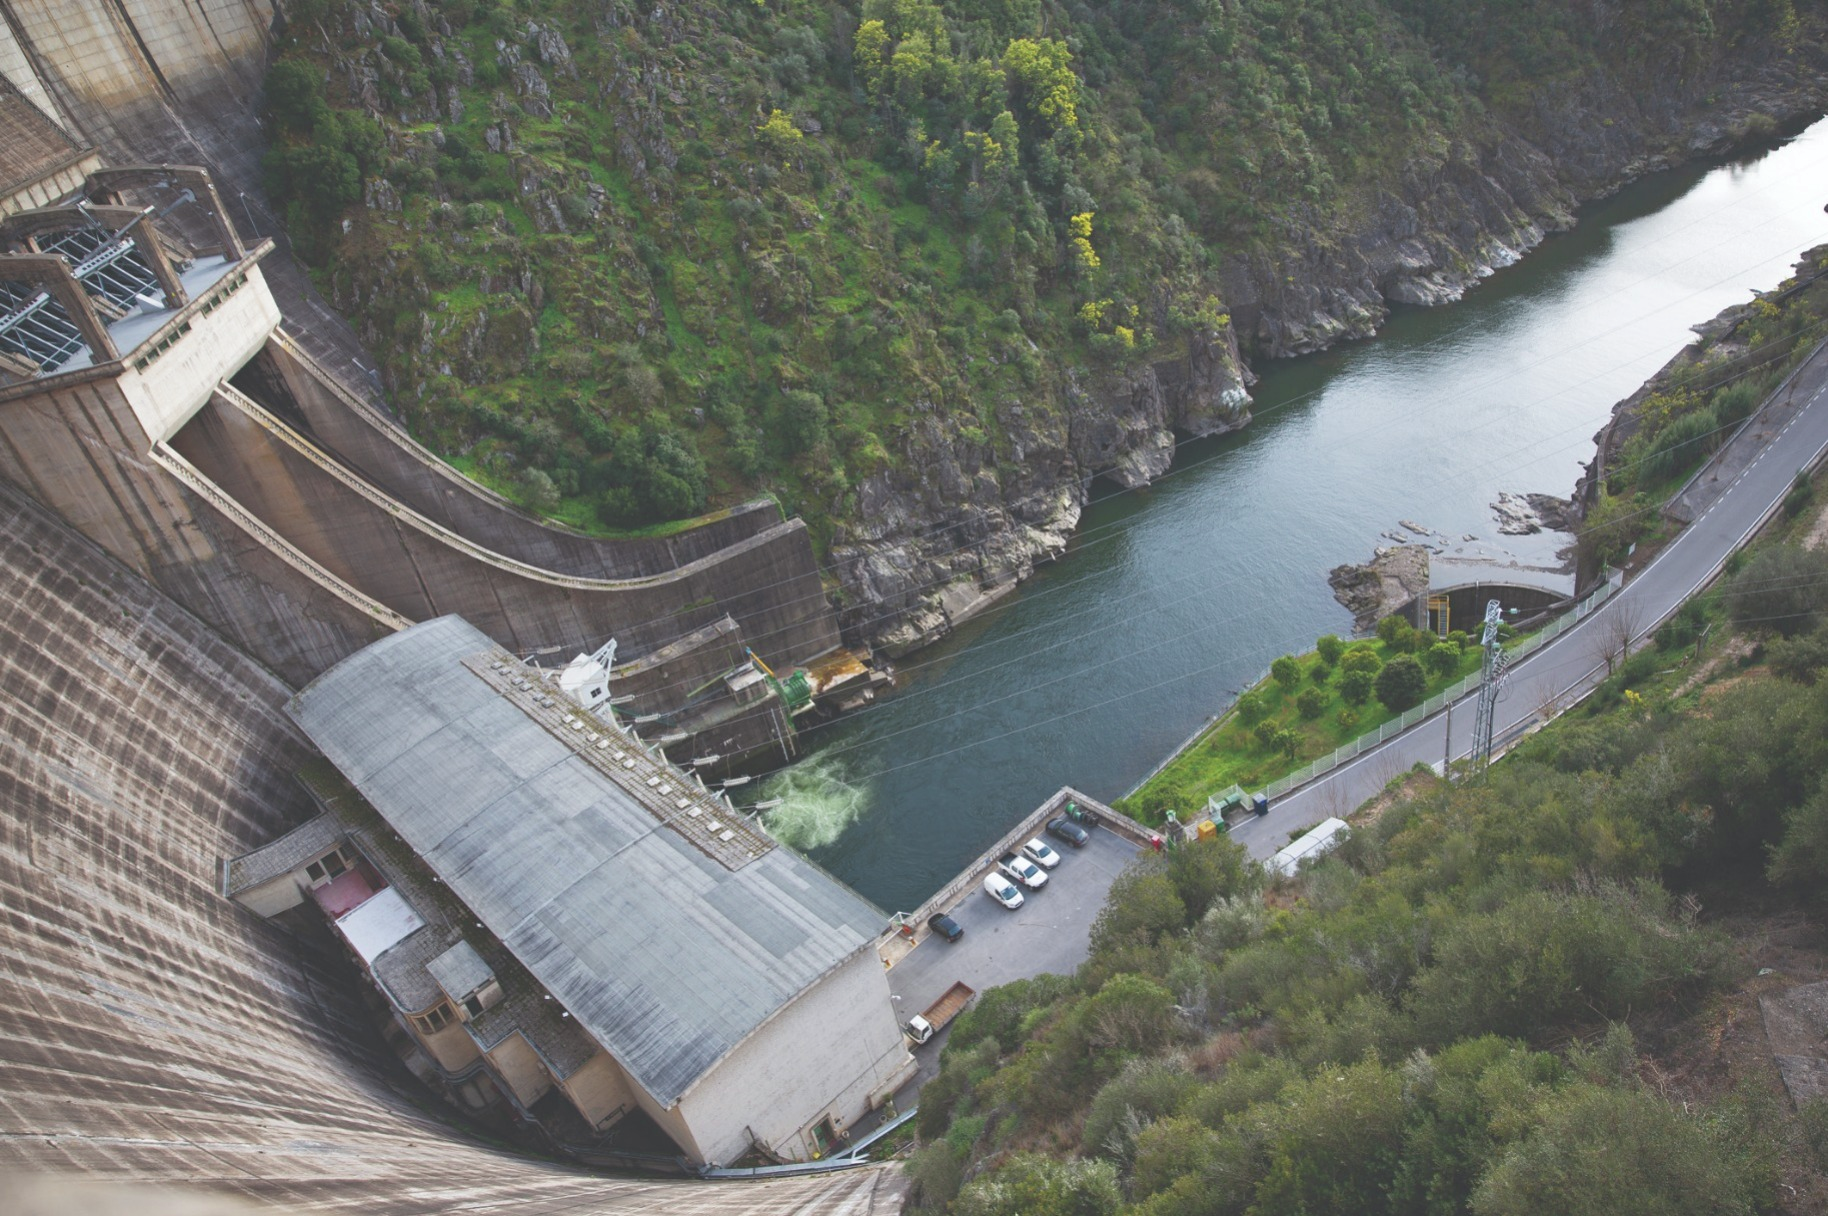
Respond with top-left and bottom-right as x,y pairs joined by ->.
225,615 -> 915,1167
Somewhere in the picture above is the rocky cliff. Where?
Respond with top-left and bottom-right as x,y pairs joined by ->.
264,0 -> 1828,657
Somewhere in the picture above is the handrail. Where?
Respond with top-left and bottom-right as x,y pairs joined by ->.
149,440 -> 412,630
211,380 -> 810,594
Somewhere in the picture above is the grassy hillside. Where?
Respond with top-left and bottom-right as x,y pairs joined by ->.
905,481 -> 1828,1214
262,0 -> 1810,546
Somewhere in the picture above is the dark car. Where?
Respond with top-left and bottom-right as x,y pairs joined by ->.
927,913 -> 964,942
1046,816 -> 1090,848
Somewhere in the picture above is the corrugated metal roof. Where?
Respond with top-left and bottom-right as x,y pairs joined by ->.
288,616 -> 887,1108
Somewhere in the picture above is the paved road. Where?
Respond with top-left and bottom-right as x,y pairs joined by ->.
1229,342 -> 1828,862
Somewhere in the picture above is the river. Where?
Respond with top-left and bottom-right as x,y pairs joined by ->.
768,119 -> 1828,915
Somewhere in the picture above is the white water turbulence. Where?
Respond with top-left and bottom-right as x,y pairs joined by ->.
759,754 -> 873,850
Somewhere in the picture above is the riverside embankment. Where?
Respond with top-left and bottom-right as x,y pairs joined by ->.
792,119 -> 1828,916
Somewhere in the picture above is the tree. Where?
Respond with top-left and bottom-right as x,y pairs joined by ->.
779,389 -> 830,455
1377,614 -> 1419,653
1002,37 -> 1080,133
1316,634 -> 1346,666
1089,868 -> 1186,959
1339,668 -> 1375,706
264,58 -> 329,133
1296,687 -> 1326,719
1340,647 -> 1382,677
594,425 -> 709,525
1726,543 -> 1828,636
1237,691 -> 1268,726
1255,720 -> 1281,751
1165,836 -> 1254,922
1423,641 -> 1461,678
1275,727 -> 1301,760
1271,655 -> 1301,690
1375,655 -> 1427,711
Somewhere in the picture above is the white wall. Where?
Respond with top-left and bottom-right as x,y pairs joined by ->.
119,266 -> 281,442
677,948 -> 914,1165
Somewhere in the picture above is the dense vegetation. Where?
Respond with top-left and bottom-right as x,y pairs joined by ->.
908,492 -> 1828,1214
262,0 -> 1812,540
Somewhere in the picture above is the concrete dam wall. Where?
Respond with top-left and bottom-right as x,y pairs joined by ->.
0,0 -> 270,166
0,475 -> 902,1213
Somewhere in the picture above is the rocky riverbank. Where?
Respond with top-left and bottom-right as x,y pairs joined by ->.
282,0 -> 1828,661
843,66 -> 1828,656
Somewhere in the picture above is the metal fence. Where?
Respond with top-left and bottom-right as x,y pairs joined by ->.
1207,571 -> 1623,815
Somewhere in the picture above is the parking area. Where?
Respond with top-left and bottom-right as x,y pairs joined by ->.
883,817 -> 1146,1095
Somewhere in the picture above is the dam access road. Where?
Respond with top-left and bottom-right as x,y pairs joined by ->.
1227,337 -> 1828,863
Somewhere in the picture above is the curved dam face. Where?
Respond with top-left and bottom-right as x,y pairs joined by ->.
0,476 -> 901,1212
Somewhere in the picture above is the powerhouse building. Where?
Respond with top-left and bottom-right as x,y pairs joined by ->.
226,615 -> 913,1166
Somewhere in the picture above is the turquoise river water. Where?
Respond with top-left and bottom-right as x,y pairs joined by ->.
769,119 -> 1828,914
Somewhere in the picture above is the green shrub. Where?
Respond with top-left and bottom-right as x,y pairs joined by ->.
1376,614 -> 1419,652
1236,691 -> 1268,726
1296,687 -> 1325,719
1375,655 -> 1426,711
1408,885 -> 1732,1043
953,1153 -> 1120,1216
1473,1083 -> 1771,1216
1316,634 -> 1346,666
1423,641 -> 1461,677
1339,668 -> 1375,706
1710,378 -> 1760,428
1726,544 -> 1828,636
1082,1059 -> 1197,1158
1638,406 -> 1718,485
1271,655 -> 1301,689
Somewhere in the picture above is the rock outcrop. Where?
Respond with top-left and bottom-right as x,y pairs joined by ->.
1329,544 -> 1432,634
833,326 -> 1252,654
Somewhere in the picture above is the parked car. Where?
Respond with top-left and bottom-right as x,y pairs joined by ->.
1022,837 -> 1063,869
927,912 -> 963,942
983,872 -> 1024,909
998,852 -> 1048,890
1046,816 -> 1090,848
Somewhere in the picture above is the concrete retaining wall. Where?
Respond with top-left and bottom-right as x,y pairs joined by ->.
899,787 -> 1143,934
170,381 -> 843,667
240,336 -> 789,581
